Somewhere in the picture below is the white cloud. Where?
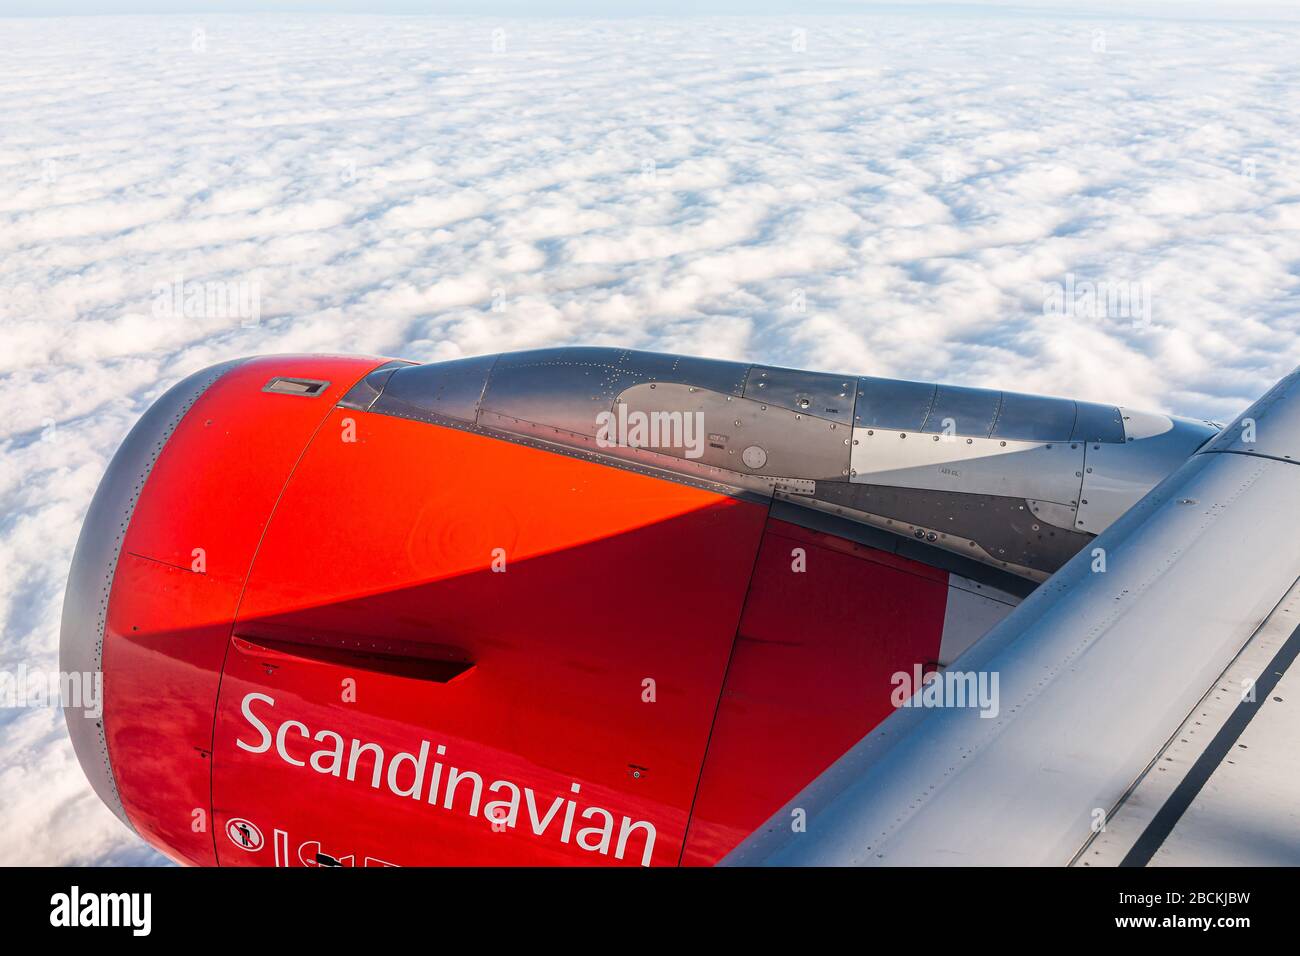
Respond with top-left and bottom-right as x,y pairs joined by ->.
1,12 -> 1299,865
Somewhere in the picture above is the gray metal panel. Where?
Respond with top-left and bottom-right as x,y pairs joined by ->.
939,580 -> 1018,666
1082,577 -> 1300,866
617,382 -> 851,481
1199,364 -> 1300,461
1071,400 -> 1126,443
1142,614 -> 1300,866
371,354 -> 497,424
1076,413 -> 1220,534
476,407 -> 782,502
481,352 -> 644,436
921,384 -> 1002,437
493,346 -> 749,393
337,360 -> 411,411
59,358 -> 249,832
615,348 -> 750,395
854,377 -> 937,431
480,347 -> 751,437
849,428 -> 1085,511
991,391 -> 1077,442
813,481 -> 1091,575
743,365 -> 855,424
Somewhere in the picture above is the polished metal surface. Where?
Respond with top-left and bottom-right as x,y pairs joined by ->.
1076,409 -> 1220,534
923,384 -> 1002,436
853,376 -> 937,431
372,354 -> 495,423
990,390 -> 1076,442
849,431 -> 1086,509
1071,400 -> 1127,443
743,365 -> 855,425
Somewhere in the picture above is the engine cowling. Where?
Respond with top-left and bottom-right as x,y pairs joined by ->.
61,348 -> 1217,866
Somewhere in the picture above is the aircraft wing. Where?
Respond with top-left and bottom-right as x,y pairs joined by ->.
723,367 -> 1300,867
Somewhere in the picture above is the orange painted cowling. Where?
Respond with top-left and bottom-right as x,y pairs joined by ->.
63,353 -> 952,866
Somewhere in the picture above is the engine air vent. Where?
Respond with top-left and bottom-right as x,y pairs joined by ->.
262,376 -> 330,397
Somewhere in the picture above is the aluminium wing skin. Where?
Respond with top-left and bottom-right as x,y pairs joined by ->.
723,367 -> 1300,867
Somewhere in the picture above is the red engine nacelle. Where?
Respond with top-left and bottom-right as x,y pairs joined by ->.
62,352 -> 1008,866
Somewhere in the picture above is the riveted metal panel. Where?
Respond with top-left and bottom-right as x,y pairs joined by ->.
991,391 -> 1077,442
371,353 -> 498,424
922,385 -> 1002,437
1026,498 -> 1079,531
850,428 -> 1085,513
492,346 -> 750,393
618,348 -> 751,395
1075,411 -> 1221,534
480,347 -> 750,437
743,365 -> 855,424
617,382 -> 852,481
1071,400 -> 1126,443
854,377 -> 936,431
812,481 -> 1092,576
481,353 -> 643,436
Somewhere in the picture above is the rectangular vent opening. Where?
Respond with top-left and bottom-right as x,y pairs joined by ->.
263,376 -> 330,397
233,634 -> 476,684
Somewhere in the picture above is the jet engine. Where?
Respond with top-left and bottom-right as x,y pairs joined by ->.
61,348 -> 1217,866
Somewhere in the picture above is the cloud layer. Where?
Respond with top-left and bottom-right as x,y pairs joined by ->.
2,13 -> 1299,864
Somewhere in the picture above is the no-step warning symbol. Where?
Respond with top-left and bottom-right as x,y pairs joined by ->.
226,817 -> 264,852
